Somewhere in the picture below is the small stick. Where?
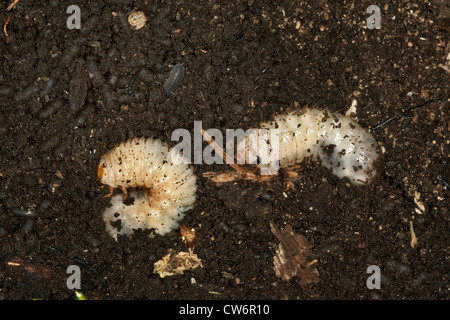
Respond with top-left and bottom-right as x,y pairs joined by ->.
7,0 -> 20,10
201,129 -> 240,171
200,129 -> 277,183
200,128 -> 302,186
3,14 -> 12,43
369,116 -> 397,132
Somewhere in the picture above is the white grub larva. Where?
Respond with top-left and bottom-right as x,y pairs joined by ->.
98,137 -> 197,238
237,107 -> 381,185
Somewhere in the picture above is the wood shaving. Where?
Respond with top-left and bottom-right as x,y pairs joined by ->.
153,250 -> 203,278
270,222 -> 319,288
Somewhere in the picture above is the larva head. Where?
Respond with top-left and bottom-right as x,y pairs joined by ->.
97,162 -> 107,182
318,117 -> 381,185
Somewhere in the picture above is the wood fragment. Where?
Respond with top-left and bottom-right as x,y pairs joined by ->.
3,14 -> 12,44
201,128 -> 279,182
270,221 -> 319,288
7,0 -> 20,11
410,220 -> 418,248
153,250 -> 203,278
200,129 -> 303,189
7,258 -> 58,279
201,129 -> 244,172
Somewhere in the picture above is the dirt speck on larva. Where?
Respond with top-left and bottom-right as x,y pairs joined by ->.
0,0 -> 448,300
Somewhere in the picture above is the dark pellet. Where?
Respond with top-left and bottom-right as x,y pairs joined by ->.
69,59 -> 88,112
0,111 -> 6,131
203,62 -> 216,83
106,47 -> 118,59
59,45 -> 81,67
125,57 -> 147,69
81,16 -> 99,35
37,98 -> 64,119
25,233 -> 40,253
36,200 -> 51,215
40,78 -> 55,97
20,218 -> 36,236
0,84 -> 13,97
11,207 -> 36,218
137,67 -> 154,83
14,84 -> 39,102
106,72 -> 119,87
86,59 -> 105,87
75,103 -> 95,127
163,64 -> 185,94
83,233 -> 100,248
115,11 -> 131,36
116,90 -> 145,103
40,136 -> 60,152
101,84 -> 116,110
116,75 -> 132,88
217,221 -> 231,233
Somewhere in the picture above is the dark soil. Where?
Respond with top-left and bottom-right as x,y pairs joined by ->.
0,0 -> 448,300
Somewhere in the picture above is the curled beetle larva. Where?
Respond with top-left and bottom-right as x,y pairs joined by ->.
98,137 -> 197,238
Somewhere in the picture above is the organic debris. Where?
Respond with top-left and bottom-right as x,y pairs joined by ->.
270,222 -> 319,288
410,220 -> 418,248
179,226 -> 198,255
153,249 -> 203,278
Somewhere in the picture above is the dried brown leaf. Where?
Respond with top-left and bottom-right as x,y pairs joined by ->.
270,221 -> 319,288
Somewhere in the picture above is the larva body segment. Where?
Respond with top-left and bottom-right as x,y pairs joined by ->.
238,108 -> 380,185
98,137 -> 197,237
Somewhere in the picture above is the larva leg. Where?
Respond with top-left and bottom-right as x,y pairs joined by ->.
121,187 -> 128,201
104,186 -> 115,198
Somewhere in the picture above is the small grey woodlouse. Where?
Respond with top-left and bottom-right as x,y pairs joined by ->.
98,137 -> 197,238
163,64 -> 185,95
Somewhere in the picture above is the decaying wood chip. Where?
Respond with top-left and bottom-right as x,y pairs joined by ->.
270,221 -> 319,288
153,249 -> 203,278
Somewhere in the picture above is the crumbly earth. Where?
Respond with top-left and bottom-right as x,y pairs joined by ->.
0,0 -> 448,300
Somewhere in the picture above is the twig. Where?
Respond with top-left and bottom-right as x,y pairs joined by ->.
3,14 -> 13,44
200,128 -> 304,188
7,0 -> 20,11
200,129 -> 241,171
200,129 -> 279,183
369,116 -> 397,132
